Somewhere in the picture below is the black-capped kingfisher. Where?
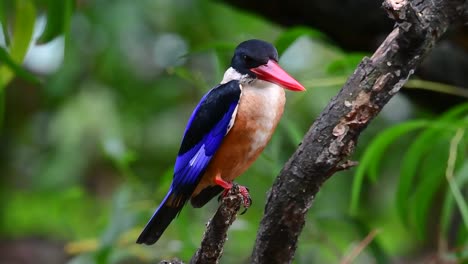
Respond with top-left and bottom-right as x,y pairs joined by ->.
137,39 -> 306,245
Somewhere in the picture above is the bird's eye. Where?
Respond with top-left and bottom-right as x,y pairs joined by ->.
243,55 -> 253,64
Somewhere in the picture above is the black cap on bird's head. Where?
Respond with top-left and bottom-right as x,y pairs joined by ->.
231,39 -> 279,74
230,39 -> 305,92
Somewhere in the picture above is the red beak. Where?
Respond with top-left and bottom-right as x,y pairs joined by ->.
251,60 -> 306,91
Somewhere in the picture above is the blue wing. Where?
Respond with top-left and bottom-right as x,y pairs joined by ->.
170,80 -> 241,206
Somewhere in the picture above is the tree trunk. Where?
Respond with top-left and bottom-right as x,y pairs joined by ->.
251,0 -> 467,263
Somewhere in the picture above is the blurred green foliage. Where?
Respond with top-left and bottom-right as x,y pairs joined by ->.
351,104 -> 468,241
0,0 -> 467,263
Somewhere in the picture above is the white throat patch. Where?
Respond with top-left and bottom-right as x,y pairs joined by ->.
221,67 -> 250,84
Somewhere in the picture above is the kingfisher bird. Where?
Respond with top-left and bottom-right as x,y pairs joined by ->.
137,39 -> 306,245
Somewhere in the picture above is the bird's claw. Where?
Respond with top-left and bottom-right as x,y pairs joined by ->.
218,184 -> 252,214
238,185 -> 252,214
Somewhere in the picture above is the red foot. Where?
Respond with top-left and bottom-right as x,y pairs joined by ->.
215,176 -> 232,189
215,176 -> 252,213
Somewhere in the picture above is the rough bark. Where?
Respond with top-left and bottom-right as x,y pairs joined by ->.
159,186 -> 243,264
189,184 -> 244,264
251,0 -> 466,263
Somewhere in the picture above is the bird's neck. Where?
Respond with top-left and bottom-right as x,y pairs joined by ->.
239,80 -> 285,124
221,67 -> 251,84
235,80 -> 285,159
221,66 -> 286,127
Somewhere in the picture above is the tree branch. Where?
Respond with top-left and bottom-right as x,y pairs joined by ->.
251,0 -> 466,263
189,184 -> 243,264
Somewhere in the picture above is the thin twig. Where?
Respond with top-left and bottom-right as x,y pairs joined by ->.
340,229 -> 380,264
404,79 -> 468,99
437,128 -> 466,258
302,77 -> 468,99
445,129 -> 468,229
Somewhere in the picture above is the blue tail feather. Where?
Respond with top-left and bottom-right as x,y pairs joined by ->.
136,190 -> 184,245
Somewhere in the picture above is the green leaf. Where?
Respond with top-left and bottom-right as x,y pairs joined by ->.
409,139 -> 450,240
326,53 -> 367,75
37,0 -> 74,44
2,187 -> 105,238
100,187 -> 135,247
94,246 -> 111,264
397,103 -> 468,224
275,26 -> 328,54
281,117 -> 304,145
0,1 -> 13,47
349,120 -> 428,215
0,0 -> 36,90
397,130 -> 440,220
190,41 -> 236,54
457,226 -> 468,249
9,0 -> 35,62
442,160 -> 468,237
0,46 -> 40,84
405,79 -> 468,99
0,89 -> 4,129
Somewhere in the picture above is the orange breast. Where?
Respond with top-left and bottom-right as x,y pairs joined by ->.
192,81 -> 286,196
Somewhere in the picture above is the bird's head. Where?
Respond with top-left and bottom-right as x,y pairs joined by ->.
229,39 -> 305,92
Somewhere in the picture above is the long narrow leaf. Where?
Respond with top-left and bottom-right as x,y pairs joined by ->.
0,46 -> 40,84
275,26 -> 328,54
37,0 -> 74,45
0,90 -> 4,129
447,163 -> 468,232
37,0 -> 64,44
409,139 -> 450,240
397,103 -> 468,223
349,120 -> 428,214
281,117 -> 304,145
9,0 -> 35,62
405,79 -> 468,99
0,1 -> 11,46
0,0 -> 36,90
63,0 -> 73,50
441,130 -> 468,239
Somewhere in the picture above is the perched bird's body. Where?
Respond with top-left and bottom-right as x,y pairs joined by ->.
137,39 -> 305,245
193,76 -> 286,198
